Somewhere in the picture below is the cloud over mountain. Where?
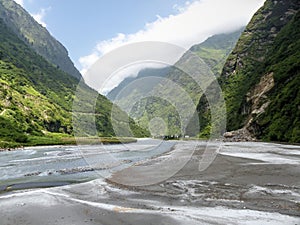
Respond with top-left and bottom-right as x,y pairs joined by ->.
79,0 -> 264,80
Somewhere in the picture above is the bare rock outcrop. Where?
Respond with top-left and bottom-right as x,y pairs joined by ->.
223,128 -> 256,142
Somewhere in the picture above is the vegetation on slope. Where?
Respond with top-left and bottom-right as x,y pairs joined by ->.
210,0 -> 300,142
0,18 -> 148,148
255,11 -> 300,142
190,28 -> 243,76
108,30 -> 242,137
0,0 -> 81,79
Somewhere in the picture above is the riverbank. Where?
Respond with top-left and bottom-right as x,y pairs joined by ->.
0,135 -> 137,151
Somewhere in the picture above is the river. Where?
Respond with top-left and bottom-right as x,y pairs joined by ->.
0,138 -> 175,191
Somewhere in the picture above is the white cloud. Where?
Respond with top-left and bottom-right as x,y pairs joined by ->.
101,62 -> 167,95
78,52 -> 99,76
32,8 -> 49,28
13,0 -> 24,7
80,0 -> 265,93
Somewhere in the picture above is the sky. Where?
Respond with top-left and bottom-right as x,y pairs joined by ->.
13,0 -> 265,93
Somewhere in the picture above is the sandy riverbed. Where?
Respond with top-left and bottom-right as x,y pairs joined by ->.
0,141 -> 299,224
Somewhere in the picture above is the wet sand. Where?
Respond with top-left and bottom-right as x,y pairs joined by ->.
0,141 -> 299,224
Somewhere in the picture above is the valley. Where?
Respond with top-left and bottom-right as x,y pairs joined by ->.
0,0 -> 299,224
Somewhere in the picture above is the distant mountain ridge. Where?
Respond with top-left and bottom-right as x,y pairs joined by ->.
0,0 -> 81,79
107,67 -> 172,101
107,29 -> 242,136
107,29 -> 243,101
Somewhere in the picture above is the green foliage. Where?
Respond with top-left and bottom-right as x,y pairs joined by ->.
0,116 -> 27,143
108,31 -> 241,137
198,124 -> 211,138
190,28 -> 243,76
257,11 -> 300,143
0,16 -> 148,148
195,93 -> 212,137
131,96 -> 182,136
215,0 -> 300,143
0,0 -> 82,79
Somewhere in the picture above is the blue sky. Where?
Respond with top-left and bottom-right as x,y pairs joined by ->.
14,0 -> 265,92
15,0 -> 188,67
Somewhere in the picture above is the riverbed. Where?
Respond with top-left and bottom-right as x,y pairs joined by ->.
0,140 -> 299,224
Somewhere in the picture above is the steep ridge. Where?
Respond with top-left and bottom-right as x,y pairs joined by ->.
0,17 -> 147,148
198,0 -> 300,142
190,28 -> 244,76
0,0 -> 81,79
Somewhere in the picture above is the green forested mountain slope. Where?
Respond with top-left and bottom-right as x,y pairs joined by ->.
0,0 -> 81,79
108,30 -> 242,136
0,18 -> 147,148
205,0 -> 300,142
190,28 -> 243,76
257,11 -> 300,142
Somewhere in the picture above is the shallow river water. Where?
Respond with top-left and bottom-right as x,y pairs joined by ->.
0,139 -> 174,190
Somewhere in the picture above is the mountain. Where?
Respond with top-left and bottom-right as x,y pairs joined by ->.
198,0 -> 300,142
0,0 -> 81,79
108,29 -> 243,101
0,10 -> 148,148
190,28 -> 244,76
107,30 -> 242,137
107,67 -> 172,101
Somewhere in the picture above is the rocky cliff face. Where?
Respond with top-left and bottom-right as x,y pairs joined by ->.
0,0 -> 82,79
222,0 -> 299,79
218,0 -> 300,142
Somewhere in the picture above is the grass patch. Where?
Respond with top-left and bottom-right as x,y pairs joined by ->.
1,133 -> 137,150
62,136 -> 137,145
0,140 -> 22,149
